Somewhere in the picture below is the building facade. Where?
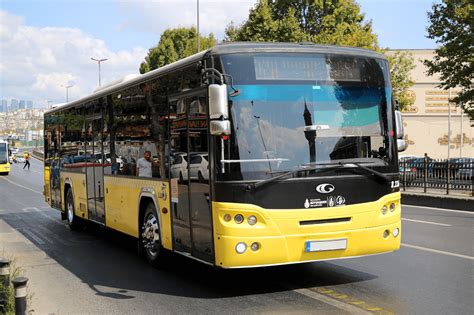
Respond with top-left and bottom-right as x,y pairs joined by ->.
389,49 -> 473,159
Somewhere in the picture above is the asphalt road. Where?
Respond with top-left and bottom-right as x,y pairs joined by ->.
0,155 -> 473,314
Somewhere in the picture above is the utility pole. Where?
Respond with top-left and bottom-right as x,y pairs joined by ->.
460,109 -> 463,157
91,57 -> 108,87
447,89 -> 451,160
197,0 -> 200,53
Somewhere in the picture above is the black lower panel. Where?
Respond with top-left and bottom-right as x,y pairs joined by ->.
214,174 -> 399,209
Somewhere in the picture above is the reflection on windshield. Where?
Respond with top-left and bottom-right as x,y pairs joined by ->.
224,84 -> 390,180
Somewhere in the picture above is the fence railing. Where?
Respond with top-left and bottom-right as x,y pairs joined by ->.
400,154 -> 473,196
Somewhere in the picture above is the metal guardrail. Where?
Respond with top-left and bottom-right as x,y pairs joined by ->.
400,154 -> 473,196
31,148 -> 44,160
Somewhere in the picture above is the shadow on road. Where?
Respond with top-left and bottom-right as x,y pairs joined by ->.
1,209 -> 377,300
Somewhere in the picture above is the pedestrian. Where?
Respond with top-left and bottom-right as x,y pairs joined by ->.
136,151 -> 153,177
23,152 -> 30,170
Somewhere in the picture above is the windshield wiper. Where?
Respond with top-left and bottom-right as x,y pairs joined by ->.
337,162 -> 390,183
246,165 -> 338,191
246,160 -> 389,191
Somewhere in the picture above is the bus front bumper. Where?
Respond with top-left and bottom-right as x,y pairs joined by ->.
215,221 -> 401,268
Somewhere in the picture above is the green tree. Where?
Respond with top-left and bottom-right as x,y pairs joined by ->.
387,51 -> 416,110
140,27 -> 216,74
424,0 -> 473,121
225,0 -> 415,108
226,0 -> 378,49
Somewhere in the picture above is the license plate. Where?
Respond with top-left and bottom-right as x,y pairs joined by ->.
305,239 -> 347,252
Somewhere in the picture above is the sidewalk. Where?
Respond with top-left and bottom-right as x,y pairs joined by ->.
402,190 -> 473,211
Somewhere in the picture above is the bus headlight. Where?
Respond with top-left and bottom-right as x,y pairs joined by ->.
223,214 -> 231,222
235,242 -> 247,254
248,215 -> 257,225
390,203 -> 396,212
381,206 -> 388,215
234,214 -> 244,224
393,228 -> 400,237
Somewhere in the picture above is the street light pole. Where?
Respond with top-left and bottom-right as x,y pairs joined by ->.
62,84 -> 73,103
197,0 -> 200,53
91,57 -> 108,87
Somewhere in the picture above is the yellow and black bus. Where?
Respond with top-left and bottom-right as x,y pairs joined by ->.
0,140 -> 11,175
44,42 -> 407,268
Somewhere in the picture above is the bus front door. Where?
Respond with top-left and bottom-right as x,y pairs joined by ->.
170,91 -> 214,263
85,118 -> 105,224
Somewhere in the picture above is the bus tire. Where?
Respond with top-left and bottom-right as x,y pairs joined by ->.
140,202 -> 166,267
66,188 -> 82,231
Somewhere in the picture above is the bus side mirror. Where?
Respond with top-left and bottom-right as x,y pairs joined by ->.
395,110 -> 404,139
395,110 -> 407,152
209,84 -> 228,119
209,84 -> 231,136
210,120 -> 231,136
397,139 -> 407,152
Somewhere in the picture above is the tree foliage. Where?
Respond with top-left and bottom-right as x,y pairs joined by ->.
424,0 -> 473,121
139,27 -> 216,74
387,51 -> 416,110
225,0 -> 415,108
226,0 -> 378,49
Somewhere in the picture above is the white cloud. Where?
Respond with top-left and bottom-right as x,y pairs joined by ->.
117,0 -> 256,39
0,10 -> 148,107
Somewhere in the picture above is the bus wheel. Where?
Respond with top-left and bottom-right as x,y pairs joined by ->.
141,203 -> 165,267
66,189 -> 82,231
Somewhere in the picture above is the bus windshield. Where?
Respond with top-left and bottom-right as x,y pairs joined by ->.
0,143 -> 8,164
220,53 -> 394,180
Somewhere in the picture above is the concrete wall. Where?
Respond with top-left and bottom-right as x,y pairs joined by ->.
388,49 -> 473,159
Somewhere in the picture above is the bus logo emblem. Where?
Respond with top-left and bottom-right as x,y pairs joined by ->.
316,183 -> 335,194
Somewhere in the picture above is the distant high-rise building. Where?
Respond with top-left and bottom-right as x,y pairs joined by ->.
10,99 -> 19,111
0,99 -> 7,112
27,100 -> 33,109
19,100 -> 26,109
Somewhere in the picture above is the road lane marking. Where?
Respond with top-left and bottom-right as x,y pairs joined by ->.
292,288 -> 372,315
403,205 -> 474,214
401,218 -> 451,226
402,243 -> 474,261
0,176 -> 42,195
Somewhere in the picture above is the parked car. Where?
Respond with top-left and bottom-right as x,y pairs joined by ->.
398,155 -> 419,175
10,147 -> 19,155
171,152 -> 188,182
189,153 -> 209,182
451,157 -> 474,179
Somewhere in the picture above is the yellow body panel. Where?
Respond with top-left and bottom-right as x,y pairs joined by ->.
103,176 -> 172,250
43,166 -> 51,204
0,162 -> 10,173
213,192 -> 401,268
60,171 -> 88,219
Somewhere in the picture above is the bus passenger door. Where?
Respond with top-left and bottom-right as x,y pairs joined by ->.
169,98 -> 192,252
85,118 -> 105,224
169,91 -> 213,263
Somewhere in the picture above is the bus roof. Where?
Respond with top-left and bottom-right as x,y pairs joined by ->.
45,42 -> 386,115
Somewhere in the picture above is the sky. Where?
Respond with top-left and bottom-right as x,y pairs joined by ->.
0,0 -> 438,108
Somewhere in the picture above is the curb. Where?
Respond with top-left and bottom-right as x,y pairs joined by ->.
402,192 -> 473,212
